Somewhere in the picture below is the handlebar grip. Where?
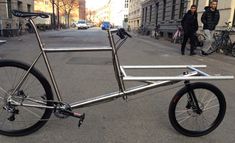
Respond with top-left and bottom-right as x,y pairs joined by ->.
116,28 -> 132,39
125,31 -> 132,38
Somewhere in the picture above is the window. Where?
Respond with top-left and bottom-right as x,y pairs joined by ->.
179,0 -> 185,19
17,1 -> 22,11
149,5 -> 152,22
162,0 -> 166,21
171,0 -> 176,20
145,7 -> 148,23
233,9 -> 235,27
7,0 -> 12,18
142,8 -> 144,22
27,4 -> 31,12
155,3 -> 159,25
125,0 -> 128,8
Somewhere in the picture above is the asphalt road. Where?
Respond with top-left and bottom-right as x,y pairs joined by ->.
0,27 -> 235,143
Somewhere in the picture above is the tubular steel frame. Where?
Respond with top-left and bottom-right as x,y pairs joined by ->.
9,18 -> 234,110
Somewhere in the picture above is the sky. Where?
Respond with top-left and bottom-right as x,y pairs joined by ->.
86,0 -> 109,10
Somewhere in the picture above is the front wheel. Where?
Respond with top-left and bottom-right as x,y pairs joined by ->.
0,60 -> 54,136
168,82 -> 226,137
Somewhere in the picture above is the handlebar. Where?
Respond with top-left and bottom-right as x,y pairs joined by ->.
110,28 -> 132,39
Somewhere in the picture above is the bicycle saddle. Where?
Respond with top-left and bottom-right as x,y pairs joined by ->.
12,10 -> 49,18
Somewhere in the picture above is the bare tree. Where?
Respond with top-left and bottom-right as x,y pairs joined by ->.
60,0 -> 79,28
50,0 -> 79,28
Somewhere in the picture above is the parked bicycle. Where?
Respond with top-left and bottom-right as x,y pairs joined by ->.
172,25 -> 183,44
207,22 -> 235,56
0,10 -> 233,137
151,24 -> 160,39
182,32 -> 205,52
137,25 -> 150,36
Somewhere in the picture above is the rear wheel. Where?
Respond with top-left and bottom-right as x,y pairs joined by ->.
169,82 -> 226,137
196,33 -> 206,49
232,43 -> 235,57
206,34 -> 222,54
0,60 -> 53,136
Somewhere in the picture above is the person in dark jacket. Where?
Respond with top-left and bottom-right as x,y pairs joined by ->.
181,5 -> 198,56
201,0 -> 220,55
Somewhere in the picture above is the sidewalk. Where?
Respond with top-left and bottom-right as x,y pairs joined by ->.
231,34 -> 235,42
0,40 -> 7,45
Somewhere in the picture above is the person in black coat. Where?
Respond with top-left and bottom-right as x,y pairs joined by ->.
181,5 -> 198,56
201,0 -> 220,55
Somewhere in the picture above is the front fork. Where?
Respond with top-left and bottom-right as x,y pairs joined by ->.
184,81 -> 202,114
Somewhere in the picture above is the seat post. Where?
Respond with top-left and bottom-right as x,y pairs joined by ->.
28,18 -> 63,102
28,18 -> 44,51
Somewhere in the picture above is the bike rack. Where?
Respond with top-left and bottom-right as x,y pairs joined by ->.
59,29 -> 234,109
69,65 -> 234,109
120,65 -> 233,81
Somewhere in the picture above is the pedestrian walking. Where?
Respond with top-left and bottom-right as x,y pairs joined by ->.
201,0 -> 220,55
181,5 -> 198,56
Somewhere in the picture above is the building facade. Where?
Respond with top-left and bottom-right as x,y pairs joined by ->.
128,0 -> 145,31
141,0 -> 189,38
0,0 -> 34,36
79,0 -> 86,20
141,0 -> 235,38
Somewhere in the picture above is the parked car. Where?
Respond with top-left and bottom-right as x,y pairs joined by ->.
87,22 -> 95,28
101,21 -> 111,30
76,20 -> 88,29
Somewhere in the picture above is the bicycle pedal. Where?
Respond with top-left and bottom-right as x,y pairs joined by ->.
77,113 -> 85,127
8,114 -> 15,121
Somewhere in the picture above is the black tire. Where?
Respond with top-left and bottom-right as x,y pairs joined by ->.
206,41 -> 220,55
196,33 -> 206,49
169,82 -> 226,137
232,43 -> 235,57
0,60 -> 53,136
206,34 -> 222,55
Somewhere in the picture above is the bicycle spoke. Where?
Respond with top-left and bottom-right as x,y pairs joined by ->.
203,104 -> 219,112
0,62 -> 53,135
171,84 -> 224,135
21,107 -> 42,118
178,115 -> 193,124
204,96 -> 217,109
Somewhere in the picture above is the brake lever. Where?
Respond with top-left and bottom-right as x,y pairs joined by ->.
124,31 -> 132,38
116,28 -> 132,39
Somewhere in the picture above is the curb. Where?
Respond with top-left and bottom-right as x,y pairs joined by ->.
0,40 -> 7,45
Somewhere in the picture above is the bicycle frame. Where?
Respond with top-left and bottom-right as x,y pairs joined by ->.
9,18 -> 234,110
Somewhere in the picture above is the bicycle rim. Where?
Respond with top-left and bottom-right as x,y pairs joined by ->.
0,60 -> 53,136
